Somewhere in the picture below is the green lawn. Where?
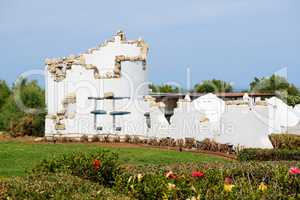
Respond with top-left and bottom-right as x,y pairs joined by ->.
0,141 -> 228,177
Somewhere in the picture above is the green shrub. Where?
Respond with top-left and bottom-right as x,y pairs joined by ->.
32,150 -> 120,186
269,134 -> 300,149
0,173 -> 130,200
237,148 -> 300,161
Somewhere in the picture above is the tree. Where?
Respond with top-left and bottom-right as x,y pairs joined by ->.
249,77 -> 260,91
194,79 -> 233,93
249,75 -> 300,106
287,95 -> 300,107
250,75 -> 291,93
12,78 -> 45,111
0,80 -> 10,110
149,84 -> 180,93
0,78 -> 45,136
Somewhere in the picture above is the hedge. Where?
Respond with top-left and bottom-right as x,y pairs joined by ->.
269,134 -> 300,150
237,148 -> 300,161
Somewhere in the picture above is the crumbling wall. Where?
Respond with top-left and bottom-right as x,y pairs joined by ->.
46,31 -> 148,82
45,31 -> 149,136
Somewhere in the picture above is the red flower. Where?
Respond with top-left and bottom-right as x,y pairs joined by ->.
165,171 -> 177,179
93,159 -> 101,171
192,171 -> 205,178
289,167 -> 300,175
224,177 -> 233,184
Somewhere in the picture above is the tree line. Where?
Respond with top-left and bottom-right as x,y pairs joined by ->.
150,75 -> 300,106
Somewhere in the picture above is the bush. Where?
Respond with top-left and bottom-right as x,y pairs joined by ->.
184,137 -> 196,149
147,138 -> 159,146
196,138 -> 234,153
32,150 -> 120,186
269,134 -> 300,150
237,148 -> 300,161
130,136 -> 140,144
0,173 -> 130,200
159,137 -> 176,147
9,114 -> 45,137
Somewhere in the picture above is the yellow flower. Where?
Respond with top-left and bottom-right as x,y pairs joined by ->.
162,193 -> 169,200
137,173 -> 143,182
167,183 -> 176,190
128,176 -> 133,183
188,196 -> 200,200
258,182 -> 267,192
224,184 -> 235,192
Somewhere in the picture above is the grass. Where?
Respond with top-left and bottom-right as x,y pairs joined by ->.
0,141 -> 228,177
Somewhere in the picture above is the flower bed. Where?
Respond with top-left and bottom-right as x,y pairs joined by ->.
29,151 -> 300,199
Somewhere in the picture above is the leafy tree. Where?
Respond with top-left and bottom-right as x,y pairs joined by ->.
249,75 -> 300,106
250,75 -> 291,93
194,79 -> 233,93
287,84 -> 300,96
149,84 -> 180,93
12,78 -> 45,111
0,80 -> 10,110
249,77 -> 261,91
287,95 -> 300,107
0,95 -> 23,131
0,78 -> 45,136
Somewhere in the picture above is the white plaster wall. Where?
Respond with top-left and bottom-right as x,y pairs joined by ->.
169,98 -> 220,140
147,107 -> 170,138
294,104 -> 300,118
215,105 -> 272,148
192,93 -> 225,122
267,97 -> 299,133
45,34 -> 149,136
168,98 -> 272,148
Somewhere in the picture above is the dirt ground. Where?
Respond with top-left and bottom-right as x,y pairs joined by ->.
0,134 -> 35,142
0,134 -> 236,160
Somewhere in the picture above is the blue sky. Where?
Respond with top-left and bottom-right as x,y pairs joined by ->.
0,0 -> 299,89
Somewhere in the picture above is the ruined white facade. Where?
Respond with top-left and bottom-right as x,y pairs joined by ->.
45,31 -> 154,138
45,31 -> 300,148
